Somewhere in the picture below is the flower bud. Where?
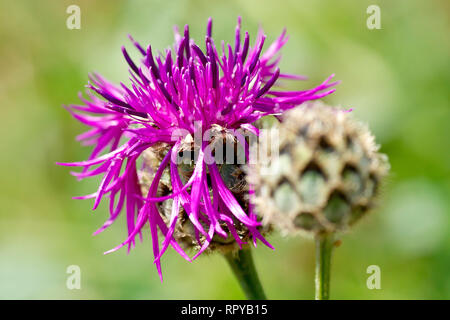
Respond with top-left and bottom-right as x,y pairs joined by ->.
249,103 -> 389,236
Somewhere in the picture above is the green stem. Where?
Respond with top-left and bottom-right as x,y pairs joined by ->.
224,248 -> 267,300
315,233 -> 334,300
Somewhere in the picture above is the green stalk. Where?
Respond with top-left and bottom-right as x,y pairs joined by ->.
224,247 -> 267,300
315,233 -> 334,300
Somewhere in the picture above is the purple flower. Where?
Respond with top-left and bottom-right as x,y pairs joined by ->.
58,17 -> 337,279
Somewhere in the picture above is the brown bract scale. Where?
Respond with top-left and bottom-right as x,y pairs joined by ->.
139,133 -> 270,255
248,102 -> 390,237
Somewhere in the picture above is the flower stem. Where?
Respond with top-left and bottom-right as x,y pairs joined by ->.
315,233 -> 334,300
224,248 -> 267,300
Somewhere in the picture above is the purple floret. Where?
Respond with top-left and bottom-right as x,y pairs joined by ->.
58,17 -> 338,280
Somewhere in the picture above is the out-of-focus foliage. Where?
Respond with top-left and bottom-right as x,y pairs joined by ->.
0,0 -> 448,299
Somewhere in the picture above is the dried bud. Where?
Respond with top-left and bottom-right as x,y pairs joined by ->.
249,103 -> 389,236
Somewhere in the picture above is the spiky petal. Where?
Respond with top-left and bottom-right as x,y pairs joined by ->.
58,17 -> 338,279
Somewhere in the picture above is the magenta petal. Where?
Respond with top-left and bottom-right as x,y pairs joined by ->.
170,144 -> 209,238
189,148 -> 205,224
154,196 -> 180,261
202,181 -> 227,238
61,18 -> 337,277
208,162 -> 260,227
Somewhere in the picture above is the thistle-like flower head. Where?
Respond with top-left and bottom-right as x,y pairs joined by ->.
58,18 -> 337,279
249,102 -> 389,237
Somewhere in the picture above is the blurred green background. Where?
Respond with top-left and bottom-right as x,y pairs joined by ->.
0,0 -> 449,299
